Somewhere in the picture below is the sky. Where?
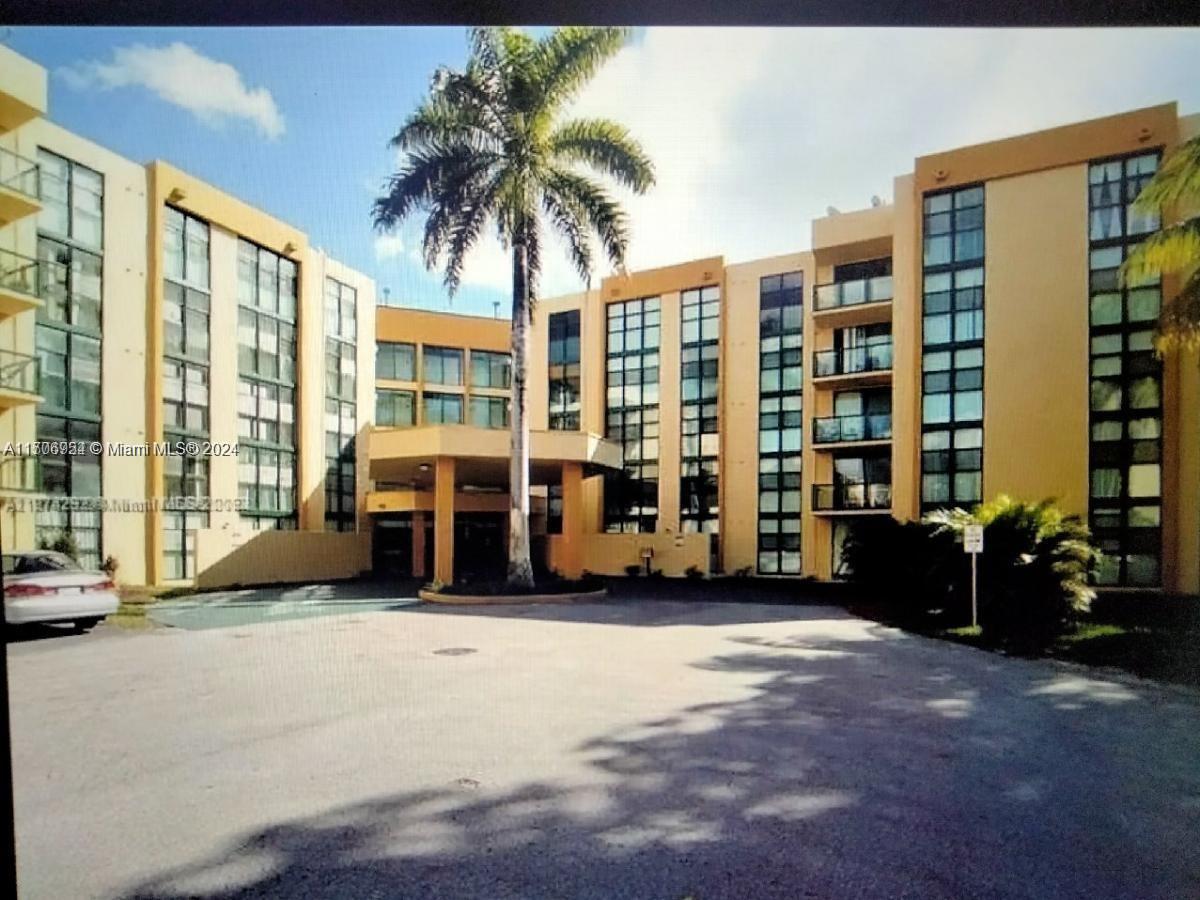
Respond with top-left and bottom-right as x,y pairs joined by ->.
7,26 -> 1200,317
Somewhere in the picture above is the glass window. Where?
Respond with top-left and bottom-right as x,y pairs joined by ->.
424,346 -> 464,385
424,392 -> 464,425
377,342 -> 416,381
471,350 -> 512,389
605,297 -> 661,533
375,389 -> 415,428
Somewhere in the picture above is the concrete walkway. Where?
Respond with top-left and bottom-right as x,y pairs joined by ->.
8,597 -> 1200,899
147,579 -> 422,630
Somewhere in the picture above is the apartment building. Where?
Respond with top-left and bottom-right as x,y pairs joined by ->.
3,44 -> 1198,592
369,103 -> 1200,593
0,46 -> 376,588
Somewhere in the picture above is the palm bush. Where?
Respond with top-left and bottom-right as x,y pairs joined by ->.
373,27 -> 654,588
839,517 -> 958,622
925,496 -> 1101,650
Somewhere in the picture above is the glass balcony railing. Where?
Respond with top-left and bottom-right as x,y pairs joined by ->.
814,274 -> 893,311
0,248 -> 63,302
813,412 -> 891,444
0,348 -> 40,395
0,455 -> 39,492
0,145 -> 41,201
813,341 -> 893,378
812,482 -> 892,511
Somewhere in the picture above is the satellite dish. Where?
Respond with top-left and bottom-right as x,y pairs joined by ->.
826,206 -> 840,216
870,195 -> 883,208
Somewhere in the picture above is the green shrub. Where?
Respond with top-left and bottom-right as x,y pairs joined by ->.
684,565 -> 703,579
39,530 -> 80,562
924,495 -> 1100,650
840,516 -> 957,621
624,564 -> 642,577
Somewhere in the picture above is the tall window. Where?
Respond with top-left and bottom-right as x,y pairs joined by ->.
604,297 -> 660,532
548,310 -> 581,430
680,285 -> 720,540
325,278 -> 357,532
470,396 -> 509,428
376,389 -> 416,427
470,350 -> 511,389
424,392 -> 464,424
757,271 -> 803,574
161,206 -> 212,578
377,341 -> 415,381
34,150 -> 105,567
920,185 -> 985,511
1088,152 -> 1163,586
237,238 -> 298,530
424,346 -> 463,385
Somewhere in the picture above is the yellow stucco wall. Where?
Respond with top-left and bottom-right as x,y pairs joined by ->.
890,173 -> 921,523
546,531 -> 711,577
193,529 -> 371,589
981,166 -> 1090,516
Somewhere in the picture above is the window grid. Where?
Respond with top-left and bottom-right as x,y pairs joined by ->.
548,310 -> 581,430
424,391 -> 464,425
34,415 -> 102,569
34,150 -> 105,564
604,297 -> 661,533
757,271 -> 804,574
681,285 -> 721,537
920,185 -> 985,511
325,278 -> 357,532
237,239 -> 298,527
163,454 -> 210,580
1088,151 -> 1163,587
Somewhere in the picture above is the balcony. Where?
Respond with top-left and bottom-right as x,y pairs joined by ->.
812,412 -> 891,446
0,454 -> 38,493
813,342 -> 893,388
0,348 -> 41,410
0,248 -> 54,316
813,274 -> 893,327
0,145 -> 41,225
812,482 -> 892,513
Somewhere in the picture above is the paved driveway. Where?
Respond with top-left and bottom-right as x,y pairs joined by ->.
8,597 -> 1200,899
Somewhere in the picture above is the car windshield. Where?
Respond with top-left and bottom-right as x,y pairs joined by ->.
2,553 -> 81,575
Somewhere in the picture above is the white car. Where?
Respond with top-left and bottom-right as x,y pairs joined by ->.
3,551 -> 119,631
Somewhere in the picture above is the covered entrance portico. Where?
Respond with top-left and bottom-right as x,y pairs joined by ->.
367,425 -> 622,583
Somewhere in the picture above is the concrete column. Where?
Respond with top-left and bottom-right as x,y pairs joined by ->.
434,456 -> 455,584
412,509 -> 426,579
560,462 -> 584,579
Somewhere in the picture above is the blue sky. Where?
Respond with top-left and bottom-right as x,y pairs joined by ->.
7,27 -> 1200,317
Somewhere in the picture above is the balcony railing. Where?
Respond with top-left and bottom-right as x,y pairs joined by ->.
813,342 -> 893,378
0,348 -> 40,395
0,455 -> 39,492
812,482 -> 892,512
0,145 -> 41,201
813,412 -> 891,444
814,274 -> 893,311
0,248 -> 63,303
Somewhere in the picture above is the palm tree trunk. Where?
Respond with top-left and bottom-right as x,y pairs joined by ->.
507,237 -> 535,588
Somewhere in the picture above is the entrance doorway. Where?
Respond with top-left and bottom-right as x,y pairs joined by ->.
372,513 -> 433,577
454,513 -> 506,581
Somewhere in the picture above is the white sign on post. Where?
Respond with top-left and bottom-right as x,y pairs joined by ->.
964,524 -> 984,554
963,524 -> 984,628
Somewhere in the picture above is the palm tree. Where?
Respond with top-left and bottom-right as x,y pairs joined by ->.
1120,133 -> 1200,353
373,27 -> 654,588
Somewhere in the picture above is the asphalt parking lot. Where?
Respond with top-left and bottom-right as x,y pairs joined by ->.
7,592 -> 1200,899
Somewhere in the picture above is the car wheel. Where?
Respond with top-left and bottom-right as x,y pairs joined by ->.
73,618 -> 102,633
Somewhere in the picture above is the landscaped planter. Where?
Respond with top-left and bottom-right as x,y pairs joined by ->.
418,587 -> 608,605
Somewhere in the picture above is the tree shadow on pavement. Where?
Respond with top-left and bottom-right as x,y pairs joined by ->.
120,622 -> 1200,900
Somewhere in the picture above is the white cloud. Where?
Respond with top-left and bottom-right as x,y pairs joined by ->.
59,42 -> 284,139
373,233 -> 408,261
518,26 -> 1200,295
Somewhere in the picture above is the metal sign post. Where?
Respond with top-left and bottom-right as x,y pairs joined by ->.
963,524 -> 984,628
